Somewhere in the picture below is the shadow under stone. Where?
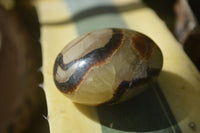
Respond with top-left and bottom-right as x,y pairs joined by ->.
96,84 -> 180,132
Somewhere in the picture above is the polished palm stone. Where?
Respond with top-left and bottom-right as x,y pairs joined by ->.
53,28 -> 163,105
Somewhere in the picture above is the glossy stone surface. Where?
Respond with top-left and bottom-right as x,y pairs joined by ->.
53,28 -> 163,105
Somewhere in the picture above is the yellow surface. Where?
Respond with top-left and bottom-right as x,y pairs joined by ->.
36,0 -> 200,132
36,1 -> 101,133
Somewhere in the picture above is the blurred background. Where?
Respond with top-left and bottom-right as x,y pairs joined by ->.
0,0 -> 49,132
0,0 -> 199,132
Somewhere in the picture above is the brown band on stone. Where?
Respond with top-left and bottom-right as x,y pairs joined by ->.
131,33 -> 154,59
105,67 -> 160,104
54,29 -> 124,93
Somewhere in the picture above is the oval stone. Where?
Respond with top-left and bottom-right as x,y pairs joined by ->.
53,28 -> 163,105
